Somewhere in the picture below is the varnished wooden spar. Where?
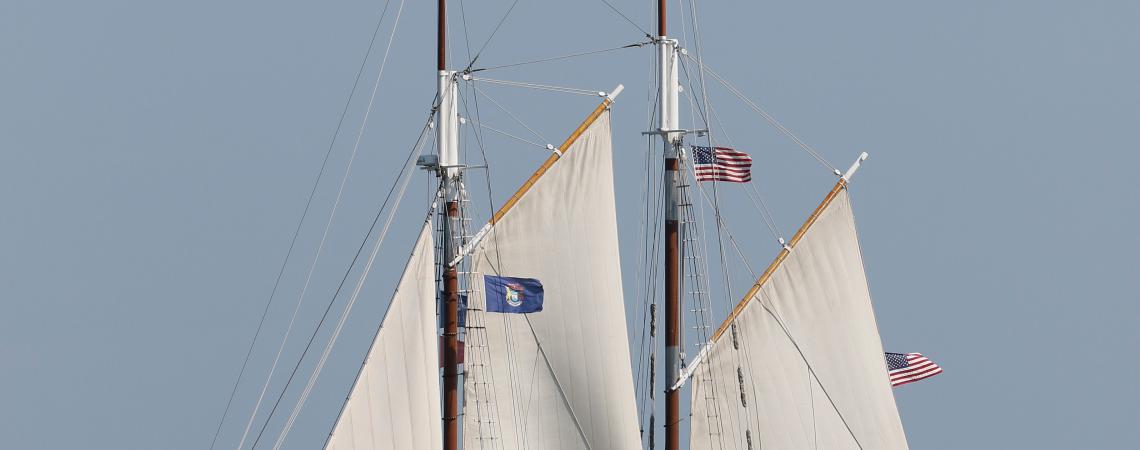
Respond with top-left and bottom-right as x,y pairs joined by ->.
488,93 -> 619,226
710,178 -> 848,343
444,87 -> 624,270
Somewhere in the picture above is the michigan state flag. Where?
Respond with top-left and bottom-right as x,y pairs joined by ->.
484,275 -> 544,314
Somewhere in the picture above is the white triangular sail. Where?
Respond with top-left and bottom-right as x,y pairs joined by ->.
325,223 -> 440,450
689,188 -> 909,450
462,111 -> 641,449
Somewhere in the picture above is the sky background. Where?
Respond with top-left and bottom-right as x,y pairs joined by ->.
3,0 -> 1139,449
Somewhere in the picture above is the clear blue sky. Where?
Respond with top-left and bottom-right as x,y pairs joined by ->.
2,1 -> 1138,449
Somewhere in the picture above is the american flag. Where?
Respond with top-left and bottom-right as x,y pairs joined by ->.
691,145 -> 752,183
886,352 -> 942,388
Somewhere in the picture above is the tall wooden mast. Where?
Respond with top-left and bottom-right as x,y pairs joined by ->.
437,0 -> 461,448
658,0 -> 683,448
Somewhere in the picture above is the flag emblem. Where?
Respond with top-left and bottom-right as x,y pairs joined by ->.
485,275 -> 544,314
886,352 -> 943,388
504,283 -> 524,307
691,145 -> 752,183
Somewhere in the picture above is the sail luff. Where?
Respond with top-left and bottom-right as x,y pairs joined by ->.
324,218 -> 441,450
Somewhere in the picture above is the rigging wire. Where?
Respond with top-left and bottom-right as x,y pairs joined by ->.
242,2 -> 413,442
681,53 -> 838,173
470,85 -> 551,148
247,98 -> 433,450
676,59 -> 783,243
597,0 -> 654,38
204,2 -> 394,449
468,77 -> 600,96
234,1 -> 400,448
463,0 -> 522,71
632,49 -> 662,448
465,117 -> 547,149
268,79 -> 422,449
683,0 -> 765,444
468,41 -> 651,73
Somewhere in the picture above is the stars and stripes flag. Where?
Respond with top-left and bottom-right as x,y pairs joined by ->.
691,145 -> 752,183
886,352 -> 942,387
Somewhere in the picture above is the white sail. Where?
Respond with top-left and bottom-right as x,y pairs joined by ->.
689,188 -> 909,450
461,111 -> 641,449
325,223 -> 440,450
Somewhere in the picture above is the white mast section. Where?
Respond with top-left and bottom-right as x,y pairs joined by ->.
659,38 -> 681,144
438,71 -> 460,177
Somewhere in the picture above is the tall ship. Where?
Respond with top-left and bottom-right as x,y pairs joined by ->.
210,0 -> 939,449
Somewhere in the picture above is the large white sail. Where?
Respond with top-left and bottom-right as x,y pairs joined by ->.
461,111 -> 641,449
325,223 -> 440,450
689,187 -> 909,450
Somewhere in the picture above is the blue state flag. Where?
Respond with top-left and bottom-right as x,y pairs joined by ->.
484,275 -> 544,314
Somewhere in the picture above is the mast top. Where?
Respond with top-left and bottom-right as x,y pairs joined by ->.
658,0 -> 666,36
438,0 -> 447,71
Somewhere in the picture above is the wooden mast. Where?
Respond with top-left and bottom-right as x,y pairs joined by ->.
439,0 -> 460,448
660,0 -> 682,448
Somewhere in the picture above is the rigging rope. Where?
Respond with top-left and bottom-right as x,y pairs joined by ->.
243,8 -> 417,442
261,2 -> 412,439
268,82 -> 421,449
680,77 -> 784,244
468,41 -> 651,73
596,0 -> 653,38
465,118 -> 547,149
247,100 -> 431,450
205,2 -> 395,448
684,0 -> 767,443
234,1 -> 401,448
469,77 -> 600,96
462,0 -> 521,72
681,53 -> 838,172
458,48 -> 515,450
470,85 -> 551,148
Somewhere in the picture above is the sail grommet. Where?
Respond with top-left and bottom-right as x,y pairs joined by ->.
547,144 -> 562,157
